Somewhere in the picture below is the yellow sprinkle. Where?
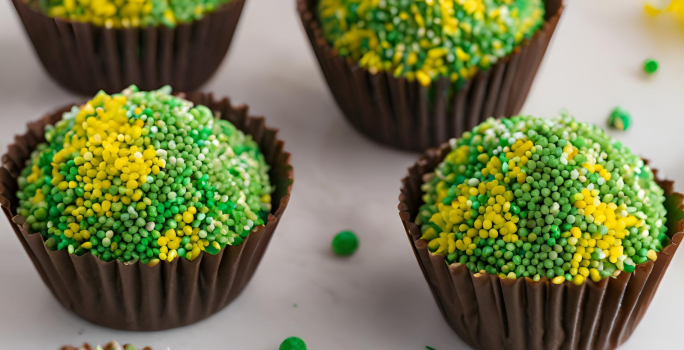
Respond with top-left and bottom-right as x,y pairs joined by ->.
551,276 -> 565,284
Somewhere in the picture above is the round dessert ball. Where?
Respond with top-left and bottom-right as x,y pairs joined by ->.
317,0 -> 546,86
17,86 -> 272,265
416,112 -> 667,285
29,0 -> 234,28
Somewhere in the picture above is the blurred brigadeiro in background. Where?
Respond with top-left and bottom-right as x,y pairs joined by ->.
11,0 -> 247,95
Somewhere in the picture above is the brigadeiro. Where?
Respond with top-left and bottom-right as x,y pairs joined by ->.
12,0 -> 246,95
1,87 -> 293,330
399,112 -> 683,350
298,0 -> 564,151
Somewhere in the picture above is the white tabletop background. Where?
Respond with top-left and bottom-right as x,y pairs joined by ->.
1,0 -> 683,349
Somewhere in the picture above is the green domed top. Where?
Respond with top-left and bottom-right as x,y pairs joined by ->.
17,86 -> 272,265
416,112 -> 668,285
318,0 -> 546,86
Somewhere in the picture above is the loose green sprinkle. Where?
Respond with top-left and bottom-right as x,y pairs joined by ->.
279,337 -> 307,350
426,346 -> 438,350
332,230 -> 359,256
317,0 -> 546,87
30,0 -> 233,28
644,58 -> 659,75
608,107 -> 631,131
17,86 -> 272,264
416,112 -> 667,285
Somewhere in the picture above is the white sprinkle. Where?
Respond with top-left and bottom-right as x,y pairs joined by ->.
134,152 -> 142,159
145,222 -> 155,231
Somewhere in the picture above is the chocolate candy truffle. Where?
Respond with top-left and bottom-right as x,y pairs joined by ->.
17,86 -> 272,265
416,112 -> 667,285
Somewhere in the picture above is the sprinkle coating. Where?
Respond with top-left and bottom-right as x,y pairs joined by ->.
417,112 -> 667,285
30,0 -> 233,28
17,86 -> 272,264
317,0 -> 546,87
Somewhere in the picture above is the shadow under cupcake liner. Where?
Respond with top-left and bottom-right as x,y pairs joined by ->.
398,143 -> 684,350
11,0 -> 245,96
0,92 -> 294,331
298,0 -> 564,152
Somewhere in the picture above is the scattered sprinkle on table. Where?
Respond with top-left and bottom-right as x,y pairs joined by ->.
29,0 -> 234,28
417,112 -> 667,285
332,230 -> 359,256
279,336 -> 307,350
608,107 -> 631,131
317,0 -> 546,87
644,59 -> 659,75
426,346 -> 438,350
17,86 -> 272,265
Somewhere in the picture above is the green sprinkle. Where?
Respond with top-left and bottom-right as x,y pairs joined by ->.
279,337 -> 307,350
644,59 -> 659,75
608,107 -> 631,131
332,230 -> 359,256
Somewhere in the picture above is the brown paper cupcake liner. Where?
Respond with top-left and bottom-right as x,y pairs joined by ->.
297,0 -> 564,152
11,0 -> 245,96
0,92 -> 294,331
398,143 -> 684,350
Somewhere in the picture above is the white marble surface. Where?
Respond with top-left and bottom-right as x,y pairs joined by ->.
1,0 -> 683,349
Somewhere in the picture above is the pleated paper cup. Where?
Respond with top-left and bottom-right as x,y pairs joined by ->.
11,0 -> 246,96
398,143 -> 683,350
0,92 -> 294,331
298,0 -> 564,152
